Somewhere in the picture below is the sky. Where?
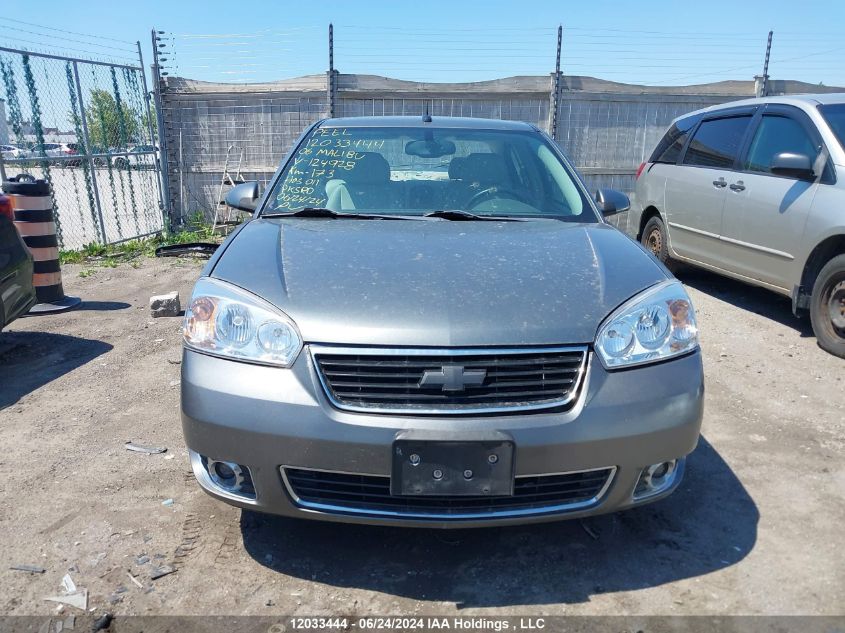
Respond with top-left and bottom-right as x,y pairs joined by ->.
2,0 -> 844,87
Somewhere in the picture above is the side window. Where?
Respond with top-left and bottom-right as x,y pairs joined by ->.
744,115 -> 818,174
682,116 -> 752,169
650,117 -> 696,164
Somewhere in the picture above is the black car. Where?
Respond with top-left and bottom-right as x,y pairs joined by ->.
0,194 -> 36,329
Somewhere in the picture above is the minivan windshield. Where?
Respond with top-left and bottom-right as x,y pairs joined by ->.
263,126 -> 593,221
819,104 -> 845,150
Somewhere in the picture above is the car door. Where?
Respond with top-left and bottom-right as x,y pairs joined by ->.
664,110 -> 755,267
0,214 -> 34,328
719,106 -> 827,289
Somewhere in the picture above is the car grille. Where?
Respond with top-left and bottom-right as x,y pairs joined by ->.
282,467 -> 614,519
312,346 -> 588,414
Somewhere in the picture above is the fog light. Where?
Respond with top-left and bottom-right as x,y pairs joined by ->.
190,451 -> 257,501
207,458 -> 245,492
634,459 -> 678,500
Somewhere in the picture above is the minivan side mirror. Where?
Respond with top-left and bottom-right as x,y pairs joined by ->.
225,181 -> 261,211
770,152 -> 815,180
595,188 -> 631,216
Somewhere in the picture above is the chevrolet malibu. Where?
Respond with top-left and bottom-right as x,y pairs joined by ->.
181,116 -> 704,527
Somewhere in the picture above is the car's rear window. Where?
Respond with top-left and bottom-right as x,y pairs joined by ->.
819,104 -> 845,150
682,116 -> 753,169
263,126 -> 594,221
650,116 -> 698,164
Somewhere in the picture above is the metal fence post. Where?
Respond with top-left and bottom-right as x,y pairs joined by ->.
328,23 -> 336,117
761,30 -> 773,97
137,41 -> 165,228
72,61 -> 108,244
550,25 -> 562,139
151,29 -> 172,230
179,129 -> 184,218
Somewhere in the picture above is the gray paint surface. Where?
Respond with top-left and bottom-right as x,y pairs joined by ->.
210,218 -> 667,347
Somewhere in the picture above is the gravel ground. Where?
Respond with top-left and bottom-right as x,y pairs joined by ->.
0,256 -> 842,617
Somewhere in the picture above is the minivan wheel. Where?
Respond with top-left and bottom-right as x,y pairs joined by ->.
641,215 -> 677,271
810,254 -> 845,359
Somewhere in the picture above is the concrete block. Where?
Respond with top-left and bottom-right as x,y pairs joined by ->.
150,291 -> 181,318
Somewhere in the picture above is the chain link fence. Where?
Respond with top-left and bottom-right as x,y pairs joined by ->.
0,46 -> 165,250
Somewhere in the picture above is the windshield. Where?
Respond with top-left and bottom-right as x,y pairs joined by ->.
263,126 -> 593,220
819,104 -> 845,150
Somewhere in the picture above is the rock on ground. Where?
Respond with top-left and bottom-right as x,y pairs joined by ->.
149,291 -> 181,318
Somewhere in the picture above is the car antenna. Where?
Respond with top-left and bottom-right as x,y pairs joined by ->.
422,105 -> 432,123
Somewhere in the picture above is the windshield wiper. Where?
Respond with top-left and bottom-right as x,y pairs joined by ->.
261,208 -> 416,220
261,208 -> 524,221
424,209 -> 525,221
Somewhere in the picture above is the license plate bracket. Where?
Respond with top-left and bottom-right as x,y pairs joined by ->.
391,439 -> 515,496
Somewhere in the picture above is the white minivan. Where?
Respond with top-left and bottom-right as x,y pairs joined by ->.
633,93 -> 845,358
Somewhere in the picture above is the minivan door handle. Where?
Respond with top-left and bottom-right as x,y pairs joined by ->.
712,178 -> 727,188
729,181 -> 746,192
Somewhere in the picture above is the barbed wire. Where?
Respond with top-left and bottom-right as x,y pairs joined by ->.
2,37 -> 139,66
0,16 -> 142,69
155,23 -> 845,87
3,25 -> 138,54
0,16 -> 136,44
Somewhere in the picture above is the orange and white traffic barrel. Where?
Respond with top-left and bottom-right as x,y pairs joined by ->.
2,176 -> 80,313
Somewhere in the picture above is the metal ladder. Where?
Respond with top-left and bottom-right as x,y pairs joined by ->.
212,145 -> 245,233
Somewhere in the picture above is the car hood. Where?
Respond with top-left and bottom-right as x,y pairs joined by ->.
210,218 -> 667,347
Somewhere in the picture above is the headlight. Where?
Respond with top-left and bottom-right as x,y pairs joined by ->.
183,277 -> 302,367
596,280 -> 698,369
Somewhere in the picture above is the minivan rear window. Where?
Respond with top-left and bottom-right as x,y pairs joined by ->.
650,117 -> 697,164
683,115 -> 752,169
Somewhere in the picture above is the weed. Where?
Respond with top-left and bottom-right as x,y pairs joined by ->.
58,217 -> 227,268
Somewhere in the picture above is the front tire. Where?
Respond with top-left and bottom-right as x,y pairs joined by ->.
641,215 -> 677,271
810,254 -> 845,359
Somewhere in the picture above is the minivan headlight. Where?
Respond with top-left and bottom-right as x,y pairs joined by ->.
183,277 -> 302,367
596,280 -> 698,369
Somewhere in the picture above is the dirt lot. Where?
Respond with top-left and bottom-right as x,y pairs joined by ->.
0,256 -> 842,618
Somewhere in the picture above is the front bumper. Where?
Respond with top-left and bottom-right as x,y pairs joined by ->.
181,347 -> 704,528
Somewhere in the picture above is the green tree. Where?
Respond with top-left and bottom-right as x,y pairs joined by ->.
84,89 -> 139,149
141,102 -> 158,137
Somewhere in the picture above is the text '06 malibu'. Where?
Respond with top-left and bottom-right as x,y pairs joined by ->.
180,116 -> 704,528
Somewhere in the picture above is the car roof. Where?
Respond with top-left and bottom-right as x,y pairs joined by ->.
679,92 -> 845,121
317,116 -> 535,131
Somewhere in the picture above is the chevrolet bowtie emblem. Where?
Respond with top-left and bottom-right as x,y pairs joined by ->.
419,365 -> 487,392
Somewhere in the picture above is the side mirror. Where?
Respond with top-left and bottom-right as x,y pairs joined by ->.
770,152 -> 815,180
225,181 -> 260,211
595,188 -> 630,217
